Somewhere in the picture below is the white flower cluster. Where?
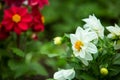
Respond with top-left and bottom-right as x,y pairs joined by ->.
53,14 -> 120,80
70,15 -> 104,66
70,15 -> 120,66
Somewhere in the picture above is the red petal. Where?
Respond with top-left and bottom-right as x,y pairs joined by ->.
14,27 -> 22,35
18,22 -> 28,31
18,8 -> 27,16
22,14 -> 32,22
33,24 -> 44,32
6,22 -> 14,31
4,10 -> 12,18
11,6 -> 18,14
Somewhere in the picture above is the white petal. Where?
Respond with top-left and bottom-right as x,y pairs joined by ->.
86,31 -> 98,42
87,43 -> 97,54
106,26 -> 116,33
75,27 -> 84,40
75,27 -> 83,34
70,34 -> 77,44
85,53 -> 93,60
73,50 -> 80,57
53,70 -> 66,80
63,69 -> 75,80
79,57 -> 89,66
98,29 -> 104,39
79,50 -> 85,58
106,26 -> 120,36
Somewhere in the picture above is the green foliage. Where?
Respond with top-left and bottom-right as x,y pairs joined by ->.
0,33 -> 49,80
11,48 -> 25,57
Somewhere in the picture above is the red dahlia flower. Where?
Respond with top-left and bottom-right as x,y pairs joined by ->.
4,0 -> 25,6
28,0 -> 49,8
31,6 -> 44,32
2,6 -> 32,35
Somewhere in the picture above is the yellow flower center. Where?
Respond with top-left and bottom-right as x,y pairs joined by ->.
12,14 -> 21,23
41,16 -> 45,23
74,40 -> 84,51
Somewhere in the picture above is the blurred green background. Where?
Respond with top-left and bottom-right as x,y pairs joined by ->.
41,0 -> 120,40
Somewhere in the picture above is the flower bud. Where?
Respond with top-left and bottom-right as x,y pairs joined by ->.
53,37 -> 62,45
31,33 -> 38,40
100,68 -> 108,75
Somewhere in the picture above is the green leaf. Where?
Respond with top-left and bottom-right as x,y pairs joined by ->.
64,33 -> 70,38
79,73 -> 96,80
30,62 -> 48,76
109,66 -> 120,76
11,48 -> 24,57
113,53 -> 120,65
8,60 -> 28,78
25,41 -> 41,53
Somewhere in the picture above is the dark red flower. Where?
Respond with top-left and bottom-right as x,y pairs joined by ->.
0,23 -> 9,40
4,0 -> 25,6
31,6 -> 44,32
2,6 -> 32,35
28,0 -> 49,8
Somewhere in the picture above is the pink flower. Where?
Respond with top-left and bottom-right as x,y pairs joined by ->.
2,6 -> 32,35
28,0 -> 49,8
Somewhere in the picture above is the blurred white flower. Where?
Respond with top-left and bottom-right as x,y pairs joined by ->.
106,24 -> 120,50
83,14 -> 104,39
106,24 -> 120,37
23,0 -> 28,5
70,27 -> 97,65
53,69 -> 75,80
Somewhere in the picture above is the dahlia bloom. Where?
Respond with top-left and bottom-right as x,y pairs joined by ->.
83,15 -> 104,39
70,27 -> 98,65
4,0 -> 25,6
2,6 -> 32,35
31,6 -> 44,32
28,0 -> 49,8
